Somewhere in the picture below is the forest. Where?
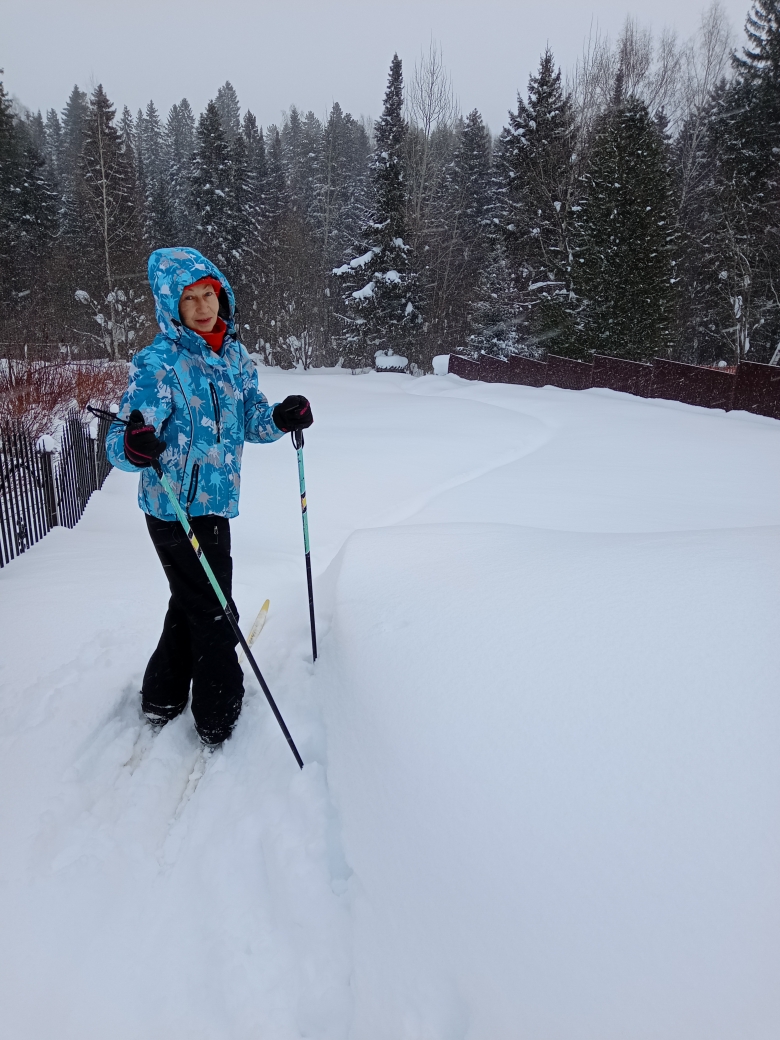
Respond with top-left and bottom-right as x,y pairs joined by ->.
0,0 -> 779,372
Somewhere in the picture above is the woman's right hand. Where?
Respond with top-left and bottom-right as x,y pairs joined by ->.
124,409 -> 167,468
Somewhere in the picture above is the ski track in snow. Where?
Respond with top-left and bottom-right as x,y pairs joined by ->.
1,370 -> 779,1039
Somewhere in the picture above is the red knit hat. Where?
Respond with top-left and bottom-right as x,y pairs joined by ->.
185,276 -> 222,295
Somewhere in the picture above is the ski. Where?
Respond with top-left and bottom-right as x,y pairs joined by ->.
238,599 -> 270,664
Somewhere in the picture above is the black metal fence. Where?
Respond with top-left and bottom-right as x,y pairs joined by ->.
0,410 -> 112,567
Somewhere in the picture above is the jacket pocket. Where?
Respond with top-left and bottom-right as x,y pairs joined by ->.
185,463 -> 200,515
209,383 -> 222,443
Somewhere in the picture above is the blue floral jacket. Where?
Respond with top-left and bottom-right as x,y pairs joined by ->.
106,247 -> 284,520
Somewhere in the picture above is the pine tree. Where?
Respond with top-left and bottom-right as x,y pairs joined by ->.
0,77 -> 57,337
497,49 -> 578,354
43,109 -> 63,190
468,238 -> 526,356
234,111 -> 267,346
190,100 -> 232,274
334,54 -> 421,366
165,99 -> 196,241
319,102 -> 370,268
59,85 -> 89,245
215,81 -> 241,143
138,100 -> 175,249
61,85 -> 88,168
699,0 -> 780,361
574,89 -> 677,361
421,109 -> 493,355
24,111 -> 47,155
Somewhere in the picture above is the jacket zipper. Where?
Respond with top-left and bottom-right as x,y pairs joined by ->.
186,464 -> 199,516
209,383 -> 221,443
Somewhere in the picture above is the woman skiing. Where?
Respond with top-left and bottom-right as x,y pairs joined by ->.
106,247 -> 312,746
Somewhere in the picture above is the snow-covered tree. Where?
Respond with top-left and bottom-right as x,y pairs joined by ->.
0,78 -> 56,337
165,99 -> 196,241
215,81 -> 241,143
497,48 -> 578,354
334,54 -> 422,367
190,100 -> 233,274
574,86 -> 677,361
697,0 -> 780,362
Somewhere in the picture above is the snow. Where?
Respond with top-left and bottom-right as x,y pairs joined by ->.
432,354 -> 450,375
351,281 -> 375,300
333,250 -> 375,277
374,352 -> 407,370
1,370 -> 779,1039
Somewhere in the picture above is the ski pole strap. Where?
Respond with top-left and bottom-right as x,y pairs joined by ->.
87,404 -> 127,425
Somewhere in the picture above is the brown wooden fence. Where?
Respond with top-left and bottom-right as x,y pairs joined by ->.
547,355 -> 593,391
509,356 -> 547,387
592,355 -> 652,397
649,358 -> 735,410
0,411 -> 112,567
732,361 -> 780,420
446,353 -> 780,421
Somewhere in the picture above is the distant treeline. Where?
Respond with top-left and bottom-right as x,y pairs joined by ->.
1,1 -> 779,370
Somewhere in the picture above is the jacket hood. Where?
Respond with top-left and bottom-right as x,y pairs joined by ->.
148,247 -> 236,341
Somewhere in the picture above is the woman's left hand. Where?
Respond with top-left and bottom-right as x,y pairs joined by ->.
273,396 -> 313,433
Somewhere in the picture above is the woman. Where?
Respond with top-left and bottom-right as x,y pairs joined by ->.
107,247 -> 312,746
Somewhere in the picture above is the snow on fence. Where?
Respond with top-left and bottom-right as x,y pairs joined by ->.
375,352 -> 409,372
0,411 -> 112,567
446,353 -> 780,420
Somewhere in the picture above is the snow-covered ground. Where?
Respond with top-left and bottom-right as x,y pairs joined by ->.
1,369 -> 779,1040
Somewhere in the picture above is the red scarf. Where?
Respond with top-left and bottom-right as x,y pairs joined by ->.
200,316 -> 227,353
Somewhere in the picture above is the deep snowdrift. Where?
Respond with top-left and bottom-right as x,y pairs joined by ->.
1,370 -> 778,1039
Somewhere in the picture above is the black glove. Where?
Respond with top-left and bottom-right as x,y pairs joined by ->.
273,395 -> 313,433
124,409 -> 166,468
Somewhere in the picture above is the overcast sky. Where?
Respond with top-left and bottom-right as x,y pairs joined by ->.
1,0 -> 752,135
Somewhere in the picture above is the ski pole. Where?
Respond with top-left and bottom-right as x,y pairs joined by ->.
292,428 -> 317,662
89,407 -> 304,770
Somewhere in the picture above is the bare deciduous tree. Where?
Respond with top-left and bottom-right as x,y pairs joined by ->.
405,41 -> 459,229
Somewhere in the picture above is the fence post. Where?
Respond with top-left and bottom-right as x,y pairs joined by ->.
39,449 -> 59,528
95,414 -> 111,487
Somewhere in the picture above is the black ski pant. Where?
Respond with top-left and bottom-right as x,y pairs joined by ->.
141,513 -> 244,743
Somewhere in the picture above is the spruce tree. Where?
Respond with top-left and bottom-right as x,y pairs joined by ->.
165,99 -> 196,241
235,111 -> 267,346
574,89 -> 677,361
334,54 -> 421,366
139,100 -> 175,249
700,0 -> 780,361
215,81 -> 241,143
319,103 -> 370,268
190,100 -> 232,274
59,85 -> 89,246
0,78 -> 56,339
43,109 -> 63,191
497,49 -> 578,354
422,109 -> 493,355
